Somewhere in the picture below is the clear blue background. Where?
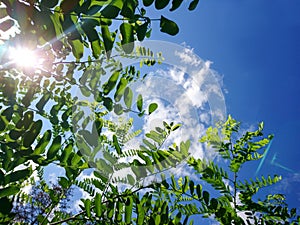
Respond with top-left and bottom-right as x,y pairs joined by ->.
151,0 -> 300,213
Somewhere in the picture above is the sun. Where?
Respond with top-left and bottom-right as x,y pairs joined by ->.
9,47 -> 40,68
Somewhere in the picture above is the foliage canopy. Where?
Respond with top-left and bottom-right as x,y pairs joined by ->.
0,0 -> 299,224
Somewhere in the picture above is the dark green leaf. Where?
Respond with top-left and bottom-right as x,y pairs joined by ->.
203,190 -> 209,205
121,0 -> 138,18
41,0 -> 59,8
137,22 -> 149,41
0,186 -> 19,198
23,120 -> 43,148
137,94 -> 143,112
0,197 -> 13,214
170,0 -> 183,11
101,0 -> 123,19
36,93 -> 51,111
4,168 -> 31,185
143,0 -> 154,7
188,0 -> 199,11
155,0 -> 170,10
160,16 -> 179,35
103,97 -> 113,111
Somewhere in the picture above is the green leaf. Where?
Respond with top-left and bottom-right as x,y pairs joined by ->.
114,103 -> 124,115
103,71 -> 120,95
114,78 -> 128,102
160,16 -> 179,35
125,197 -> 133,224
0,116 -> 6,131
155,0 -> 170,10
91,39 -> 101,58
121,0 -> 138,18
188,0 -> 199,11
120,23 -> 134,53
143,0 -> 154,7
137,203 -> 145,224
69,39 -> 84,60
0,197 -> 13,214
148,103 -> 158,114
170,0 -> 183,11
124,87 -> 133,109
95,193 -> 102,217
36,93 -> 51,111
174,212 -> 182,224
23,120 -> 43,148
47,136 -> 62,160
58,177 -> 70,189
209,198 -> 218,210
60,143 -> 73,163
0,186 -> 19,198
196,184 -> 202,199
203,190 -> 209,205
137,94 -> 143,112
137,22 -> 149,41
103,97 -> 113,111
41,0 -> 59,8
127,174 -> 135,185
189,180 -> 195,195
113,134 -> 122,154
4,168 -> 31,185
101,0 -> 123,19
84,199 -> 92,217
101,25 -> 114,58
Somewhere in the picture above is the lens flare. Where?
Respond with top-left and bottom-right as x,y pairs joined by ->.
9,47 -> 40,68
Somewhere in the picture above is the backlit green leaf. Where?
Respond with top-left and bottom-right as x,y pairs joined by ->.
47,135 -> 62,160
148,103 -> 158,114
125,197 -> 133,224
120,23 -> 134,53
34,130 -> 52,155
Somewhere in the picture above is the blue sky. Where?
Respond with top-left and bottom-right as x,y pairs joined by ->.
148,0 -> 300,211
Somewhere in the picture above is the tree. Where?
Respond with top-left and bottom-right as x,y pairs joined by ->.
0,0 -> 198,223
0,0 -> 299,224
